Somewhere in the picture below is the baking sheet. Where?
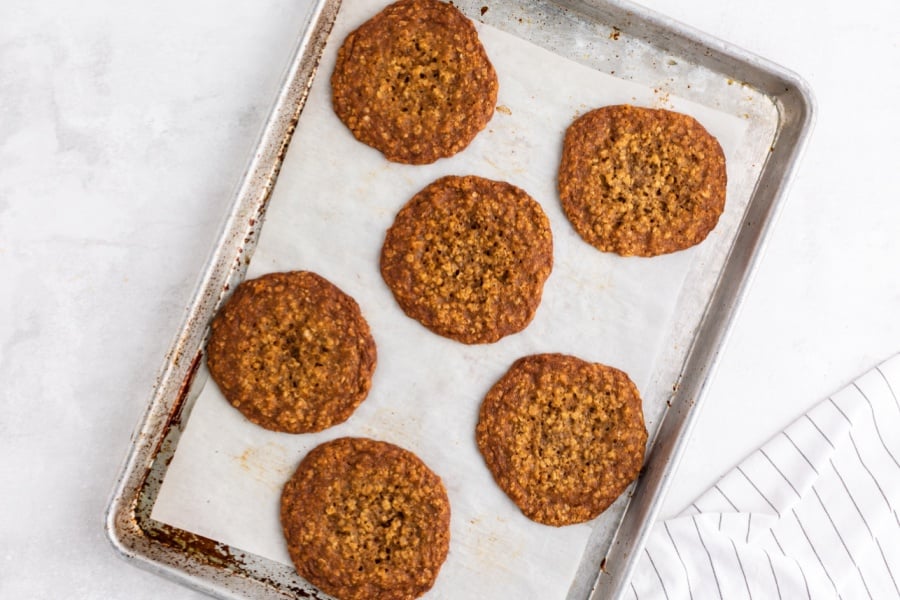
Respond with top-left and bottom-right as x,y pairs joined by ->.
150,0 -> 777,597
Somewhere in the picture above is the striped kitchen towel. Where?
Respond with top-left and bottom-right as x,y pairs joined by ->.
629,353 -> 900,599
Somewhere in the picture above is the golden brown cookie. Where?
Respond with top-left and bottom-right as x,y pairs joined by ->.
331,0 -> 498,164
281,437 -> 451,600
206,271 -> 376,434
558,105 -> 727,257
476,353 -> 647,526
380,175 -> 553,344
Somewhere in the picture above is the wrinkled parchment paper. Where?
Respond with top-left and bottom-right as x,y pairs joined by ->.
152,0 -> 771,596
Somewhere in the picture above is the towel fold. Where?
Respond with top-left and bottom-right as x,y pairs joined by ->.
629,353 -> 900,599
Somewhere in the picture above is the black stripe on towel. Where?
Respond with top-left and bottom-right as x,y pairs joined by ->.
692,515 -> 724,600
737,466 -> 780,516
664,521 -> 694,600
644,548 -> 670,600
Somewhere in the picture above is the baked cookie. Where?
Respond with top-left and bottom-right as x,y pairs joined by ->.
281,437 -> 451,600
206,271 -> 376,434
331,0 -> 498,164
380,175 -> 553,344
558,105 -> 727,257
476,353 -> 647,526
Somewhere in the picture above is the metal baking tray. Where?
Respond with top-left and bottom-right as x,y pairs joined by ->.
106,0 -> 814,597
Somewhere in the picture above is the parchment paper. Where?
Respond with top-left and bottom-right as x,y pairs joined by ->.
152,1 -> 761,597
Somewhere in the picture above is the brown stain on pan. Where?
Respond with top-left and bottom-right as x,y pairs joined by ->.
147,526 -> 324,599
146,525 -> 236,566
132,352 -> 324,597
154,351 -> 204,470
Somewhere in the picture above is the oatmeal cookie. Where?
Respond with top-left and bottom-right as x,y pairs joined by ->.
476,353 -> 647,526
558,105 -> 727,256
331,0 -> 498,164
206,271 -> 376,433
380,175 -> 553,344
281,437 -> 451,600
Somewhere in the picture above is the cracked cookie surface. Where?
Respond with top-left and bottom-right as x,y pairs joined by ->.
206,271 -> 376,433
380,175 -> 553,344
331,0 -> 498,164
281,437 -> 451,600
476,353 -> 647,526
558,105 -> 726,256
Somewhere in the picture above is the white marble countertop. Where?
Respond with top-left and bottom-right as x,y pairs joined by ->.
1,0 -> 897,597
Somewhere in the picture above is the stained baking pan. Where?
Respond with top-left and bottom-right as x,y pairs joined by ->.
105,0 -> 814,598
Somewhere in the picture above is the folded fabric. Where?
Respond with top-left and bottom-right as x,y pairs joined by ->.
629,353 -> 900,600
